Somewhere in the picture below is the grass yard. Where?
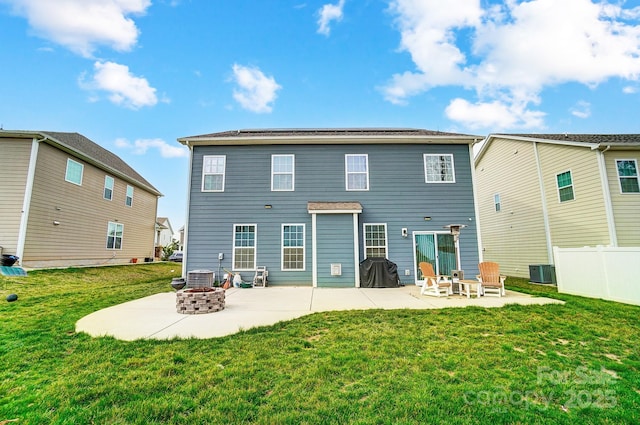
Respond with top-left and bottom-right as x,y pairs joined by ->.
1,263 -> 639,424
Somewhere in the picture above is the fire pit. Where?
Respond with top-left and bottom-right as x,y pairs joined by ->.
175,270 -> 225,314
176,287 -> 225,314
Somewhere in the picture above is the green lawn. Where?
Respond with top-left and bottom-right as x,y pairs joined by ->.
1,263 -> 639,424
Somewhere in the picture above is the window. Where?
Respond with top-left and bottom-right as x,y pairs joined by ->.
125,185 -> 134,207
364,224 -> 387,258
106,222 -> 123,249
345,154 -> 369,190
282,224 -> 305,270
202,155 -> 226,191
104,176 -> 114,200
233,224 -> 256,270
556,171 -> 574,202
494,194 -> 501,212
65,158 -> 83,185
272,155 -> 295,191
424,154 -> 455,183
617,159 -> 639,193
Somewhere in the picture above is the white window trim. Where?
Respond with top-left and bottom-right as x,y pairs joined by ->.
202,155 -> 226,192
104,176 -> 114,201
345,154 -> 369,191
125,185 -> 134,207
106,221 -> 124,250
65,158 -> 84,186
556,169 -> 575,203
616,158 -> 640,194
423,154 -> 456,183
271,154 -> 295,191
363,223 -> 388,259
232,224 -> 257,271
494,193 -> 501,212
281,223 -> 305,271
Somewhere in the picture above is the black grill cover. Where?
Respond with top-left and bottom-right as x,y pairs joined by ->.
359,257 -> 401,288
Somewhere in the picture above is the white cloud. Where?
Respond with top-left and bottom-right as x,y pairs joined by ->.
623,85 -> 638,94
570,101 -> 591,119
383,0 -> 640,129
81,61 -> 158,109
445,98 -> 545,130
115,137 -> 188,158
317,0 -> 345,36
231,64 -> 282,113
3,0 -> 150,57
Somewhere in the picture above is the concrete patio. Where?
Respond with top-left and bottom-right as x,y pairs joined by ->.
75,285 -> 564,341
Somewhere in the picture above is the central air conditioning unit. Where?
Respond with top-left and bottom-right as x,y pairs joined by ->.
529,265 -> 556,284
187,269 -> 214,289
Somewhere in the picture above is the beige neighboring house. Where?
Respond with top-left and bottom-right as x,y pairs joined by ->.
0,130 -> 162,268
155,217 -> 174,247
475,134 -> 640,279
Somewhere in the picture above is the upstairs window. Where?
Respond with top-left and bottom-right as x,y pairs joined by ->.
424,154 -> 455,183
272,155 -> 295,191
202,155 -> 226,192
104,176 -> 114,200
364,223 -> 387,258
494,194 -> 501,212
282,224 -> 305,270
345,154 -> 369,191
65,158 -> 83,185
233,224 -> 256,270
106,222 -> 123,250
617,159 -> 639,193
125,185 -> 134,207
556,170 -> 574,202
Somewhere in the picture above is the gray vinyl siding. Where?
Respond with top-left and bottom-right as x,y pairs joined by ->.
316,214 -> 356,287
0,138 -> 31,256
186,143 -> 480,286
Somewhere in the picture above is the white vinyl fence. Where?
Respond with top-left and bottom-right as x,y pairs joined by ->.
553,246 -> 640,306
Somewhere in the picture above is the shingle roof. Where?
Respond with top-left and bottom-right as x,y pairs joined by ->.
476,133 -> 640,164
186,128 -> 474,138
42,131 -> 161,195
494,133 -> 640,145
1,130 -> 161,195
178,128 -> 481,145
307,201 -> 363,213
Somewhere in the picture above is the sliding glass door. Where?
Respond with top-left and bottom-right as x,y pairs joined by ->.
414,232 -> 457,282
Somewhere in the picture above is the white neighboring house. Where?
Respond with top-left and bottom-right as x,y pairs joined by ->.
155,217 -> 174,248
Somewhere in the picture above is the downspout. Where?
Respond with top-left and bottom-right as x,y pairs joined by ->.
353,213 -> 360,287
16,136 -> 45,264
593,144 -> 617,246
469,140 -> 483,263
533,142 -> 554,264
181,142 -> 194,277
311,213 -> 317,287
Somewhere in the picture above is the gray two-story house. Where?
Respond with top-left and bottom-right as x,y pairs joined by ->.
178,128 -> 482,287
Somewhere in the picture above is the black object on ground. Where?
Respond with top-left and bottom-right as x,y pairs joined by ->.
359,257 -> 401,288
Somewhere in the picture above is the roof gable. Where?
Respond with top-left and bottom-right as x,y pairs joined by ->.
476,133 -> 640,163
1,130 -> 161,196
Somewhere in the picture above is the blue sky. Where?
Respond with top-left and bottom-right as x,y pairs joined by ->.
2,0 -> 640,232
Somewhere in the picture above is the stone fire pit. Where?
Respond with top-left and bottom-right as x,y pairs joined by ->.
176,287 -> 225,314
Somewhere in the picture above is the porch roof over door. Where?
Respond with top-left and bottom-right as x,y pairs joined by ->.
307,201 -> 363,214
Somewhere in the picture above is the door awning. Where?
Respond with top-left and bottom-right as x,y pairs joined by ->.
307,201 -> 362,214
